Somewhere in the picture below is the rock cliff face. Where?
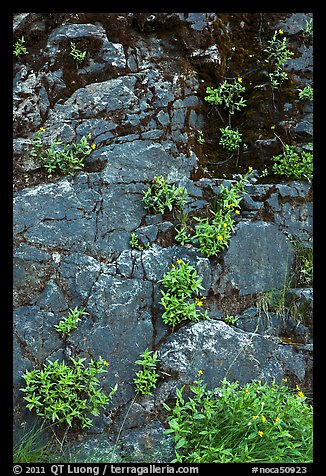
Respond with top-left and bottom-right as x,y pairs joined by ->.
13,12 -> 313,461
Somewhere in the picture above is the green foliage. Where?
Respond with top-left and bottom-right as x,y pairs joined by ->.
192,210 -> 234,257
219,126 -> 242,151
13,36 -> 28,57
21,357 -> 117,429
204,78 -> 246,115
161,259 -> 204,298
129,232 -> 149,251
298,85 -> 313,101
224,315 -> 238,325
159,259 -> 208,328
175,225 -> 192,245
264,30 -> 294,89
303,18 -> 313,36
197,130 -> 205,144
70,42 -> 86,63
31,129 -> 96,175
143,176 -> 188,214
190,169 -> 252,257
272,144 -> 313,181
54,307 -> 87,337
134,348 -> 159,396
164,378 -> 313,463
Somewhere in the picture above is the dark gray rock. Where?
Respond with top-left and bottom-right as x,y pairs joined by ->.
275,201 -> 313,244
13,244 -> 52,307
157,320 -> 310,402
13,306 -> 63,361
34,279 -> 68,313
277,13 -> 312,36
13,66 -> 50,132
69,275 -> 154,405
220,221 -> 294,296
236,307 -> 284,337
46,23 -> 126,70
101,140 -> 197,183
116,250 -> 144,279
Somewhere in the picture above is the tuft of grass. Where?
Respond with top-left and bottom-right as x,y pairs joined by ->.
13,425 -> 51,463
164,378 -> 313,463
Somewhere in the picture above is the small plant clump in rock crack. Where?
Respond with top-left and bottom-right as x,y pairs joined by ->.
159,258 -> 209,329
54,306 -> 88,338
30,129 -> 97,175
175,168 -> 254,257
133,348 -> 159,396
143,176 -> 188,214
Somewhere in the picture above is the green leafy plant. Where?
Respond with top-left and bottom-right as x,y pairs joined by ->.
175,212 -> 192,245
130,232 -> 145,251
159,259 -> 208,329
303,18 -> 313,37
298,85 -> 313,101
264,29 -> 294,89
31,129 -> 96,175
219,126 -> 242,152
164,378 -> 313,463
192,210 -> 234,257
13,36 -> 29,57
134,348 -> 159,396
21,357 -> 117,429
272,144 -> 313,181
175,225 -> 192,245
189,168 -> 253,257
204,78 -> 247,115
143,176 -> 188,214
197,130 -> 205,145
224,315 -> 238,325
70,42 -> 86,63
54,307 -> 87,338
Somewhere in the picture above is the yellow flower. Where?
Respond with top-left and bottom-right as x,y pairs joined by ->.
217,235 -> 223,240
91,144 -> 96,149
231,203 -> 236,207
261,415 -> 266,423
282,378 -> 288,383
275,417 -> 281,422
235,210 -> 240,215
253,415 -> 258,420
176,259 -> 183,264
248,166 -> 253,172
223,223 -> 227,228
198,369 -> 204,375
226,204 -> 231,208
278,29 -> 284,35
237,77 -> 243,83
258,430 -> 264,437
102,360 -> 109,366
245,389 -> 249,394
39,127 -> 45,132
196,300 -> 204,307
297,391 -> 305,398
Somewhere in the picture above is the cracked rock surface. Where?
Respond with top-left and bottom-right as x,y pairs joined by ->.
13,12 -> 313,461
